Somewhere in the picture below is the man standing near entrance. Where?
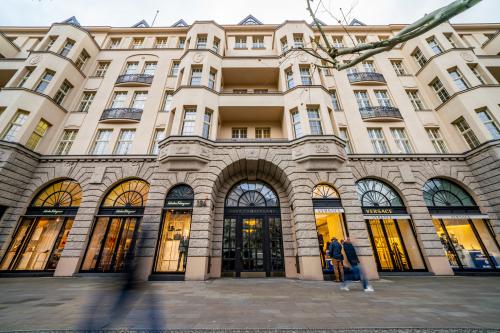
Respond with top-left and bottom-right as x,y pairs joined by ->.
328,237 -> 344,283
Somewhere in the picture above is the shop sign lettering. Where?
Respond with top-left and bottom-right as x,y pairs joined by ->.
42,209 -> 64,215
364,208 -> 393,214
115,209 -> 137,214
166,200 -> 191,207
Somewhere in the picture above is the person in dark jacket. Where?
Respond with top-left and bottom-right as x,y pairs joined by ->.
328,237 -> 344,282
341,237 -> 374,292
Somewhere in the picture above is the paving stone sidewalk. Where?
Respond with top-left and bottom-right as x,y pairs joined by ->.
0,276 -> 499,331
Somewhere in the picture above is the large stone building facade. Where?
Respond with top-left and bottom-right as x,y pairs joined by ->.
0,15 -> 499,280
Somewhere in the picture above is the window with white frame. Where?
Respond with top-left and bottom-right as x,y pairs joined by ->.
196,34 -> 207,49
150,128 -> 165,154
427,36 -> 443,54
94,61 -> 110,77
412,47 -> 427,68
375,90 -> 392,107
1,111 -> 29,142
155,37 -> 168,48
390,60 -> 407,76
332,36 -> 344,48
34,70 -> 55,93
131,38 -> 144,49
54,80 -> 73,105
114,129 -> 135,155
26,118 -> 50,151
354,91 -> 371,109
131,91 -> 147,109
300,66 -> 312,85
454,117 -> 480,149
368,128 -> 390,154
255,127 -> 271,139
231,128 -> 247,139
202,109 -> 212,139
208,69 -> 216,89
476,108 -> 500,139
59,39 -> 74,57
213,37 -> 220,53
181,108 -> 197,135
124,62 -> 139,75
291,109 -> 302,138
330,90 -> 342,111
444,33 -> 458,48
307,106 -> 323,135
108,38 -> 121,49
285,68 -> 295,89
431,78 -> 450,103
170,61 -> 180,76
252,36 -> 265,49
75,49 -> 90,70
339,127 -> 353,153
190,66 -> 203,85
91,129 -> 113,155
425,127 -> 448,153
55,129 -> 78,155
235,36 -> 247,48
280,37 -> 288,52
406,90 -> 426,111
293,34 -> 304,48
143,62 -> 157,76
17,67 -> 34,88
390,128 -> 413,153
468,64 -> 486,85
162,91 -> 173,111
110,92 -> 128,108
362,60 -> 375,73
45,36 -> 57,51
344,60 -> 357,74
448,68 -> 470,91
78,91 -> 96,112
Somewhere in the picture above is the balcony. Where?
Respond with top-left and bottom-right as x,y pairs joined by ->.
115,74 -> 153,86
359,106 -> 403,121
100,108 -> 143,122
347,72 -> 386,85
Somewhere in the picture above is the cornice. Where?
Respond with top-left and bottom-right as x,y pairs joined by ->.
29,50 -> 86,78
434,84 -> 500,111
0,87 -> 69,113
0,31 -> 20,51
415,47 -> 474,76
171,84 -> 331,97
39,154 -> 158,163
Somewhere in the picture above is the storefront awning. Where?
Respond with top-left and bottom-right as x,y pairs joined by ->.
431,214 -> 490,220
363,214 -> 411,220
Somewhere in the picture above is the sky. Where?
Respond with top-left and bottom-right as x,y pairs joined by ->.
0,0 -> 498,27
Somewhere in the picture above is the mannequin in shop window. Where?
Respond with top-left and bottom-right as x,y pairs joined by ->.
177,235 -> 189,271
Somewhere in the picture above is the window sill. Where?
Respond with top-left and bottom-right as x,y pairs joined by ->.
234,47 -> 248,50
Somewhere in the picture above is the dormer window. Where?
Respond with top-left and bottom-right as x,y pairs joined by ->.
235,36 -> 247,49
252,36 -> 264,49
131,37 -> 144,49
293,34 -> 304,48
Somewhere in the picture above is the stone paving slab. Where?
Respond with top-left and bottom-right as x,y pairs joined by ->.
0,277 -> 499,331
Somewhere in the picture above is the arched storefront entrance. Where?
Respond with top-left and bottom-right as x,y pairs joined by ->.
356,179 -> 426,273
0,179 -> 81,273
222,180 -> 284,277
80,179 -> 150,273
424,178 -> 500,272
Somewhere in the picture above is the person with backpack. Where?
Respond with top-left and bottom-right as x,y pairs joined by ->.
328,237 -> 344,283
341,237 -> 374,292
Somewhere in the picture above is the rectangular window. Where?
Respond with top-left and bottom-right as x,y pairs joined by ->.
196,34 -> 207,49
406,90 -> 426,111
285,68 -> 295,89
154,37 -> 168,48
300,66 -> 312,85
26,118 -> 50,150
94,61 -> 110,77
178,37 -> 186,49
75,49 -> 90,70
162,91 -> 173,112
17,67 -> 34,88
339,127 -> 353,154
53,80 -> 73,105
255,127 -> 271,139
454,117 -> 480,149
378,35 -> 389,41
124,61 -> 139,75
55,129 -> 78,155
444,33 -> 458,48
330,90 -> 342,111
293,34 -> 304,48
131,38 -> 144,49
110,91 -> 128,108
362,60 -> 375,73
45,36 -> 56,51
448,68 -> 469,91
170,61 -> 180,76
427,36 -> 443,54
2,111 -> 29,142
280,37 -> 288,53
431,78 -> 450,103
34,70 -> 55,94
208,69 -> 216,89
59,39 -> 74,57
114,129 -> 135,155
368,128 -> 390,154
252,36 -> 265,49
391,128 -> 413,153
391,60 -> 407,76
190,66 -> 203,85
213,37 -> 220,53
307,107 -> 323,135
131,91 -> 147,109
412,47 -> 427,68
332,36 -> 344,48
425,127 -> 448,153
375,90 -> 392,107
291,110 -> 302,138
354,91 -> 371,109
355,36 -> 366,44
78,91 -> 96,112
202,109 -> 212,139
231,128 -> 247,139
91,129 -> 113,155
143,61 -> 157,76
151,128 -> 165,154
182,108 -> 197,135
476,108 -> 500,139
108,38 -> 121,49
235,36 -> 247,49
469,64 -> 486,85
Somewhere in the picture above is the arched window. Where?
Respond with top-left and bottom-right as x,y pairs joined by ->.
312,184 -> 340,199
356,179 -> 403,207
102,179 -> 150,207
423,178 -> 475,207
31,179 -> 82,207
166,184 -> 194,201
225,181 -> 279,207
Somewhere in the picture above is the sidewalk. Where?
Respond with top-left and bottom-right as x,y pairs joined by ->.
0,276 -> 499,331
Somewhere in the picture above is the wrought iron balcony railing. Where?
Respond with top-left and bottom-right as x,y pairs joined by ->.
100,108 -> 143,122
347,72 -> 386,84
359,106 -> 403,121
115,74 -> 154,85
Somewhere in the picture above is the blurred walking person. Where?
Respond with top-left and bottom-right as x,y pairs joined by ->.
341,237 -> 374,292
